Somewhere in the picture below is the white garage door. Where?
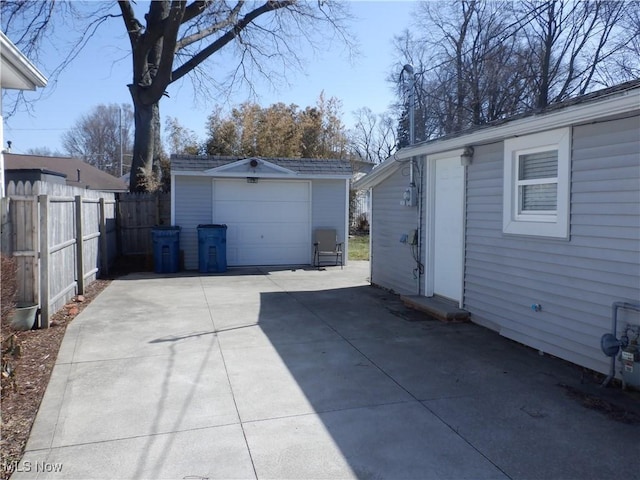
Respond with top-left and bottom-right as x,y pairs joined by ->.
213,179 -> 311,266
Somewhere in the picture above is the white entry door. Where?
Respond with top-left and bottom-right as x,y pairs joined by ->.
213,179 -> 311,266
432,155 -> 464,302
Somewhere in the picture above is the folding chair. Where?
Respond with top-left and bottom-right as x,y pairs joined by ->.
313,228 -> 343,269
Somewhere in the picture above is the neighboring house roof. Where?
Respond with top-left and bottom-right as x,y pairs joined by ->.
351,160 -> 376,182
356,80 -> 640,190
351,159 -> 376,174
4,153 -> 128,192
0,31 -> 47,90
171,155 -> 353,178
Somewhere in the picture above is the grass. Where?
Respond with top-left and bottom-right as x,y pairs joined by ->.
349,234 -> 370,260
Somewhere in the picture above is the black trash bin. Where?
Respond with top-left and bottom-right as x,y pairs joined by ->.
197,224 -> 227,273
151,226 -> 181,273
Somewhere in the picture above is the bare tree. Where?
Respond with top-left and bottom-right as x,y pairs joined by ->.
393,1 -> 526,139
24,146 -> 65,157
117,1 -> 353,191
610,5 -> 640,80
61,103 -> 133,177
350,107 -> 397,164
517,0 -> 639,108
391,0 -> 639,138
2,1 -> 354,191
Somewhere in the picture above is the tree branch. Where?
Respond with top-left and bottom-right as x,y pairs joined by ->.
118,0 -> 142,48
182,0 -> 212,24
171,0 -> 294,84
176,1 -> 243,51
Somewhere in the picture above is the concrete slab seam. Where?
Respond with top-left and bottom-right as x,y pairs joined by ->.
238,398 -> 421,426
264,272 -> 514,479
198,276 -> 259,480
33,318 -> 86,458
132,341 -> 224,478
28,420 -> 243,452
39,361 -> 76,453
417,399 -> 513,479
55,323 -> 83,366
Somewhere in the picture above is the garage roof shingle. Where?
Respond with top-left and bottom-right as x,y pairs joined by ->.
171,155 -> 352,176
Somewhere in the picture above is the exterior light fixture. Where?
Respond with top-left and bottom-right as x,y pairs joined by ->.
460,146 -> 474,166
249,159 -> 259,168
247,177 -> 259,184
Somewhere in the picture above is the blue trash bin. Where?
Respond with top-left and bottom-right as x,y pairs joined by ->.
151,226 -> 181,273
197,224 -> 227,273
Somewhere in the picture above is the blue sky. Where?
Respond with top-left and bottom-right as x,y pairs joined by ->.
3,1 -> 416,155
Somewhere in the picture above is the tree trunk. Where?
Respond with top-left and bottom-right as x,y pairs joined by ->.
128,86 -> 160,192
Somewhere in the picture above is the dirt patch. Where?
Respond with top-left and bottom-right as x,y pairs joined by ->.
1,279 -> 111,480
560,383 -> 640,424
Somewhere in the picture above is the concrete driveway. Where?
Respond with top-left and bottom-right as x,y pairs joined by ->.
14,261 -> 639,479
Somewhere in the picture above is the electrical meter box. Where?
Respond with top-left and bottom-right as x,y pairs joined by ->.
401,186 -> 417,207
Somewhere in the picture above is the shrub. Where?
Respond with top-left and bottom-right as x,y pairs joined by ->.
355,214 -> 370,234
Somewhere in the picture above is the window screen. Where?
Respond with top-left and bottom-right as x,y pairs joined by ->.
518,151 -> 558,180
517,150 -> 558,213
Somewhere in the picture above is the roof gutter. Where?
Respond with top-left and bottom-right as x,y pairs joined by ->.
356,87 -> 639,191
0,31 -> 48,89
397,88 -> 639,161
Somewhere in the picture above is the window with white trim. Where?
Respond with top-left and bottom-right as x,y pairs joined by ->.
503,128 -> 571,238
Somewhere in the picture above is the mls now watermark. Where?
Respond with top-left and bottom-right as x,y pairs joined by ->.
3,460 -> 64,474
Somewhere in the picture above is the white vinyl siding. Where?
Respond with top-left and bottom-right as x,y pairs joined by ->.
370,167 -> 422,295
465,115 -> 640,375
312,179 -> 349,262
503,128 -> 570,238
173,176 -> 213,270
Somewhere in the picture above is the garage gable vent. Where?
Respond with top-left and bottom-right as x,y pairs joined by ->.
204,157 -> 298,178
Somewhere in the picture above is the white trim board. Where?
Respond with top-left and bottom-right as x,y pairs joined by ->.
357,87 -> 639,190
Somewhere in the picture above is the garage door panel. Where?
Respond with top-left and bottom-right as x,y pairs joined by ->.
216,181 -> 308,202
215,201 -> 309,223
226,223 -> 309,244
226,228 -> 309,265
213,179 -> 311,266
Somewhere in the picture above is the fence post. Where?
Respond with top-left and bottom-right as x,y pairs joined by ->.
38,194 -> 50,328
115,193 -> 123,256
75,195 -> 85,295
30,195 -> 38,306
99,197 -> 108,277
155,193 -> 160,225
1,197 -> 11,255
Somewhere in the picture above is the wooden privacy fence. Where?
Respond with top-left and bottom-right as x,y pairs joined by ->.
1,182 -> 117,327
117,192 -> 170,256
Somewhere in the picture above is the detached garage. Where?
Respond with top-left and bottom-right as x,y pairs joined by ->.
171,155 -> 352,269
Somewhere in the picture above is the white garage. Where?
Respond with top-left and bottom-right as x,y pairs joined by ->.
171,156 -> 352,269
